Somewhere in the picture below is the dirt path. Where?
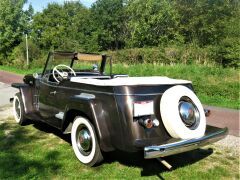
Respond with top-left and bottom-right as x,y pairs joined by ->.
204,105 -> 239,137
0,70 -> 239,136
0,70 -> 23,84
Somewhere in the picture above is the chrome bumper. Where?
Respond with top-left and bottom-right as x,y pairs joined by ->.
144,126 -> 228,159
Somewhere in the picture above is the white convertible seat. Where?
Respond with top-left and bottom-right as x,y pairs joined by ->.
70,76 -> 191,86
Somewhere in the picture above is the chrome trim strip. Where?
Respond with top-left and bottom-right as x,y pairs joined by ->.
144,127 -> 228,159
55,112 -> 64,120
74,93 -> 96,100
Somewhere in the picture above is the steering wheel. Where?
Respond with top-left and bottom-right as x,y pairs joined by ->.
53,64 -> 76,83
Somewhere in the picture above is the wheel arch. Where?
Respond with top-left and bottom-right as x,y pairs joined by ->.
62,99 -> 114,152
62,109 -> 92,134
11,83 -> 35,114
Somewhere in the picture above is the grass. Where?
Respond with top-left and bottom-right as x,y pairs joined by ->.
0,65 -> 42,75
0,116 -> 239,179
0,64 -> 239,109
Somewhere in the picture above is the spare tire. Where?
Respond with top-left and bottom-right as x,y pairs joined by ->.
160,85 -> 206,139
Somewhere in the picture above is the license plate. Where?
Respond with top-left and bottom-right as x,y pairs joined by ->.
133,101 -> 154,117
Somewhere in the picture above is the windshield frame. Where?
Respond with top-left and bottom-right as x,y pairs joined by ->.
42,51 -> 111,77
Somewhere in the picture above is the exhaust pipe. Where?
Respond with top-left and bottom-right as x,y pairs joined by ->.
138,118 -> 153,129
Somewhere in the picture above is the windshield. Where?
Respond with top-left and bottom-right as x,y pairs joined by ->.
42,52 -> 110,83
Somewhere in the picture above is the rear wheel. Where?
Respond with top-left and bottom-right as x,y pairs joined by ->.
13,93 -> 27,125
71,116 -> 103,166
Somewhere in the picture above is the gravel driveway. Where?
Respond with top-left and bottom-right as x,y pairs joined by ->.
0,82 -> 18,107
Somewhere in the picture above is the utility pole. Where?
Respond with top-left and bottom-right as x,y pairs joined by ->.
25,34 -> 29,67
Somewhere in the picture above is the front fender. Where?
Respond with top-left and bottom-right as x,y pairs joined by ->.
11,83 -> 34,114
63,95 -> 114,152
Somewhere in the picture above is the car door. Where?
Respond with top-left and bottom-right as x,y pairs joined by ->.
38,74 -> 65,129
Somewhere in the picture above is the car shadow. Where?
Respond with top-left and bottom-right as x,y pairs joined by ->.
27,120 -> 72,145
28,120 -> 213,177
103,148 -> 213,178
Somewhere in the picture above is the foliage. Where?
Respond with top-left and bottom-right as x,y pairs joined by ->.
91,0 -> 127,50
6,38 -> 41,68
0,0 -> 239,67
107,46 -> 216,65
0,0 -> 33,64
126,0 -> 183,47
214,15 -> 240,68
31,2 -> 92,51
174,0 -> 238,46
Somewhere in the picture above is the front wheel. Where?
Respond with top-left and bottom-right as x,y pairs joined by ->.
71,116 -> 103,166
13,93 -> 27,125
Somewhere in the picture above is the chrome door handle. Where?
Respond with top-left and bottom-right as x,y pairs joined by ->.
50,91 -> 57,95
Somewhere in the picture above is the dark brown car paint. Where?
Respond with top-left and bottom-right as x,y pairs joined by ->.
12,73 -> 193,152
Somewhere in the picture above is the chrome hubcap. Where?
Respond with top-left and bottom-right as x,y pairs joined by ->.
179,97 -> 200,129
76,127 -> 92,155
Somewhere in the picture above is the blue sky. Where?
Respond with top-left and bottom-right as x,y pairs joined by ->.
24,0 -> 96,12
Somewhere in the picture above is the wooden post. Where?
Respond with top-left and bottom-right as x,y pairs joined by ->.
26,34 -> 29,67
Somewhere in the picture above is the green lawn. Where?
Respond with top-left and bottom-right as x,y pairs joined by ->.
0,116 -> 239,179
0,64 -> 239,109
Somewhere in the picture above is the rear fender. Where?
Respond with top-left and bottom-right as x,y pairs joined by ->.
62,96 -> 114,152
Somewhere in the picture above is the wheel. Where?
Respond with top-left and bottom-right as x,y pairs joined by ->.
13,93 -> 27,125
160,85 -> 206,139
71,116 -> 103,166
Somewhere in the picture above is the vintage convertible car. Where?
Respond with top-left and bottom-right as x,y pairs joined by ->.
11,51 -> 228,166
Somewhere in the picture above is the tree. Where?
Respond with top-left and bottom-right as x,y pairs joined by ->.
126,0 -> 182,48
216,13 -> 240,67
31,2 -> 95,51
174,0 -> 239,46
91,0 -> 127,50
0,0 -> 30,63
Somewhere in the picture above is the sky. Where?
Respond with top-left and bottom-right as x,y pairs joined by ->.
23,0 -> 96,12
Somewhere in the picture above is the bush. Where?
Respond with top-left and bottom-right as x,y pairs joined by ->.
107,45 -> 216,65
8,39 -> 42,68
215,37 -> 240,68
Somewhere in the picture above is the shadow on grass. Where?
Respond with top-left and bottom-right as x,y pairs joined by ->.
103,148 -> 213,178
0,121 -> 62,179
31,120 -> 71,145
0,120 -> 213,178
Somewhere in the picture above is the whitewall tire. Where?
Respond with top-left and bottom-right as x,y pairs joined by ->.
160,85 -> 206,139
71,116 -> 103,166
13,93 -> 27,125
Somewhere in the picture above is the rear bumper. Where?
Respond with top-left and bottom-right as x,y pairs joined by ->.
144,126 -> 228,159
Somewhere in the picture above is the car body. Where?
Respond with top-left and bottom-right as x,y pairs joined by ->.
11,51 -> 228,166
